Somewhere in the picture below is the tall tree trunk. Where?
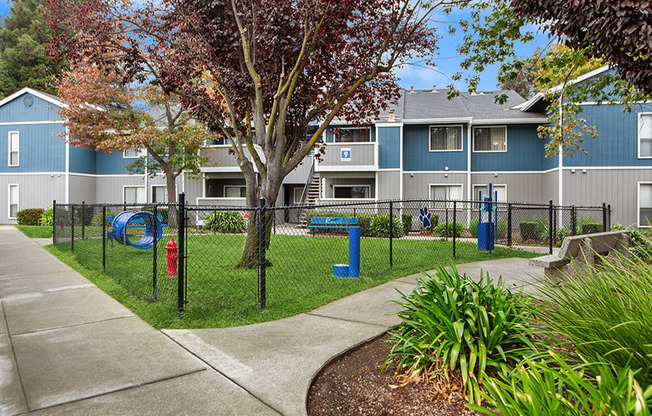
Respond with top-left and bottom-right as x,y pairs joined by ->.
237,168 -> 281,268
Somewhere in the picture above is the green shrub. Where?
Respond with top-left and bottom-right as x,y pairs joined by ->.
401,214 -> 412,235
581,222 -> 602,234
536,254 -> 652,385
519,217 -> 549,241
385,266 -> 539,403
356,213 -> 374,237
469,352 -> 652,416
469,218 -> 480,237
370,215 -> 404,238
40,209 -> 54,227
16,208 -> 44,225
434,221 -> 466,237
203,211 -> 246,233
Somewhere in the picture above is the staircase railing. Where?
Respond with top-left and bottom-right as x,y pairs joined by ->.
298,159 -> 316,204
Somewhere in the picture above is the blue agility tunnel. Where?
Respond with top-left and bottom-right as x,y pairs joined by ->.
110,211 -> 163,249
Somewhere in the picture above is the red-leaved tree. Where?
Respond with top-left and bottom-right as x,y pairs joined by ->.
48,0 -> 440,266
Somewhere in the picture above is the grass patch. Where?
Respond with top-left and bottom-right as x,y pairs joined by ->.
15,225 -> 53,239
46,233 -> 537,329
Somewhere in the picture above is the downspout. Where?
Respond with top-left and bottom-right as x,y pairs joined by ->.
558,94 -> 563,208
467,121 -> 472,225
65,126 -> 70,204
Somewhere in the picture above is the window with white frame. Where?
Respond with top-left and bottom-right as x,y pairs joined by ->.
152,185 -> 168,203
124,186 -> 146,204
293,187 -> 304,205
639,113 -> 652,157
473,184 -> 507,202
430,184 -> 463,201
429,125 -> 463,151
640,183 -> 652,227
224,185 -> 246,198
333,185 -> 370,199
334,127 -> 371,143
123,148 -> 147,158
473,126 -> 507,152
8,184 -> 18,218
8,131 -> 19,166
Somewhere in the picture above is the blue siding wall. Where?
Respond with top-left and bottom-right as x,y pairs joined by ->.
472,124 -> 547,171
0,123 -> 66,172
403,124 -> 467,171
563,104 -> 652,167
377,126 -> 400,169
69,146 -> 97,174
0,93 -> 62,123
96,151 -> 137,174
325,126 -> 376,143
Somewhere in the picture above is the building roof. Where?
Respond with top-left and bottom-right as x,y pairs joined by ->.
0,87 -> 64,108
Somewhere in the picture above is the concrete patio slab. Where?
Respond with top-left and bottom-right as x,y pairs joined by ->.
0,302 -> 28,416
308,279 -> 419,327
164,313 -> 386,416
31,370 -> 280,416
0,270 -> 90,298
3,286 -> 133,335
12,316 -> 206,411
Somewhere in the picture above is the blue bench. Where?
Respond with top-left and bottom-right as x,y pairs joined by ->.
307,216 -> 360,278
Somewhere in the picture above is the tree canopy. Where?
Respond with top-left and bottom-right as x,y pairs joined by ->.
0,0 -> 61,97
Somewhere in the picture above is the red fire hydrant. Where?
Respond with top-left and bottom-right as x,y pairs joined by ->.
166,238 -> 178,277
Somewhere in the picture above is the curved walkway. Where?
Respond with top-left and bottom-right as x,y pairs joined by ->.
0,226 -> 542,416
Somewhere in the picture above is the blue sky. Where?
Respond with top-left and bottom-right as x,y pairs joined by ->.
0,0 -> 550,93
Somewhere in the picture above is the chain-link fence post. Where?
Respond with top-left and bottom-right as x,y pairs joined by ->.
81,200 -> 86,239
452,200 -> 457,259
71,204 -> 75,254
177,193 -> 186,313
102,205 -> 106,273
259,197 -> 267,310
603,203 -> 608,232
52,200 -> 56,243
152,204 -> 158,302
389,201 -> 393,268
507,203 -> 512,247
571,205 -> 577,236
548,200 -> 553,254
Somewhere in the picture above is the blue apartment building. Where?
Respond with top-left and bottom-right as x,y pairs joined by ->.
1,66 -> 651,227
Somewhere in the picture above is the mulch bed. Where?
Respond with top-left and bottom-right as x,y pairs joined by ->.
307,334 -> 478,416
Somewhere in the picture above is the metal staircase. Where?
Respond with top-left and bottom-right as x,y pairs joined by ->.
299,168 -> 321,225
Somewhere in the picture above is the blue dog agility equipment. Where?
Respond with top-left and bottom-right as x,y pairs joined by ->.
308,216 -> 361,278
110,211 -> 163,250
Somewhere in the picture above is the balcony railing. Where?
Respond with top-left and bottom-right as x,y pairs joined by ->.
316,142 -> 378,171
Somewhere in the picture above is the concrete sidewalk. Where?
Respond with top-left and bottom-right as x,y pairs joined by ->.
0,227 -> 279,416
1,226 -> 544,416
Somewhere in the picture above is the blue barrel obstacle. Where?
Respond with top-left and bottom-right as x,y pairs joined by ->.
109,211 -> 163,250
308,217 -> 361,278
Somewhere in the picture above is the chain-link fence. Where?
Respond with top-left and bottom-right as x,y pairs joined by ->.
52,196 -> 610,315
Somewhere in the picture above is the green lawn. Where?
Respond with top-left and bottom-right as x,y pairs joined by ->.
47,232 -> 538,329
15,225 -> 53,239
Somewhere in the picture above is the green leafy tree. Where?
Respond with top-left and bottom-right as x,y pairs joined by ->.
0,0 -> 61,98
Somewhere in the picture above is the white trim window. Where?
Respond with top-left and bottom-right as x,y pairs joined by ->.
8,184 -> 19,218
429,125 -> 463,152
334,127 -> 371,143
293,187 -> 304,205
123,186 -> 146,204
123,148 -> 147,158
473,184 -> 507,202
152,185 -> 169,203
430,184 -> 463,201
224,185 -> 247,198
473,126 -> 507,152
639,183 -> 652,227
333,185 -> 371,199
638,113 -> 652,158
8,131 -> 19,166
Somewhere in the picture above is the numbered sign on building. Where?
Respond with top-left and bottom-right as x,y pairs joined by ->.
341,148 -> 351,162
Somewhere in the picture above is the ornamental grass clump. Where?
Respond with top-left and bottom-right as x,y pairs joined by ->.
535,252 -> 652,386
385,265 -> 540,403
468,351 -> 652,416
